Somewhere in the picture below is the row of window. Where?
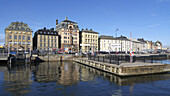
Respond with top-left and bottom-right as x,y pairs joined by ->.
39,31 -> 57,35
40,35 -> 58,39
9,35 -> 30,40
9,42 -> 31,45
62,32 -> 78,36
85,39 -> 97,43
40,39 -> 57,43
63,41 -> 77,43
84,35 -> 98,38
40,44 -> 57,47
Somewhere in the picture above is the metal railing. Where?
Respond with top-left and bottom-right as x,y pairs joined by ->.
88,54 -> 160,65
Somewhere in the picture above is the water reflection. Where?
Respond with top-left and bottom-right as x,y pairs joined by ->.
33,62 -> 80,85
3,64 -> 32,96
0,61 -> 170,96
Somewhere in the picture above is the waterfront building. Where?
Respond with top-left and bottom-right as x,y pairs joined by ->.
79,28 -> 99,53
55,17 -> 79,52
99,35 -> 131,52
5,21 -> 33,51
33,27 -> 60,51
137,38 -> 148,50
154,40 -> 162,50
99,35 -> 150,52
146,41 -> 153,49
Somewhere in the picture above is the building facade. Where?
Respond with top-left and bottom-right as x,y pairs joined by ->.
154,41 -> 162,50
99,35 -> 131,52
55,17 -> 79,52
5,21 -> 33,51
33,27 -> 60,51
99,35 -> 149,52
80,28 -> 98,53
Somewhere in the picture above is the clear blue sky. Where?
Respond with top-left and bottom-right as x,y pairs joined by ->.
0,0 -> 170,47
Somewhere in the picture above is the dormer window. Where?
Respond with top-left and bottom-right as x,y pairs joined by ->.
27,28 -> 30,31
21,27 -> 25,30
9,27 -> 13,29
69,26 -> 72,29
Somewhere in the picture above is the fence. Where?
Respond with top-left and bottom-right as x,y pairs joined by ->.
88,54 -> 158,65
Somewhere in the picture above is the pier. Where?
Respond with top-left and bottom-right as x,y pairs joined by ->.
74,58 -> 170,76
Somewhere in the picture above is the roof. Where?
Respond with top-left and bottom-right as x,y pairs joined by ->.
99,35 -> 116,40
154,40 -> 162,46
62,20 -> 77,24
5,21 -> 32,32
81,29 -> 99,34
35,27 -> 59,36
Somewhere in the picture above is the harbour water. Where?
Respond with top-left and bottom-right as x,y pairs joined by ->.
0,60 -> 170,96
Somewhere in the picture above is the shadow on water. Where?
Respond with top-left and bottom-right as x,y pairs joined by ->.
1,61 -> 170,96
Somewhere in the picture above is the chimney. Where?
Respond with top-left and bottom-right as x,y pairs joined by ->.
56,19 -> 58,25
65,17 -> 68,20
86,28 -> 88,30
44,27 -> 46,30
90,29 -> 92,31
50,28 -> 54,31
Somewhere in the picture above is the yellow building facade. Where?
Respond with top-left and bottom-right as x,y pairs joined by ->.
5,21 -> 33,51
80,29 -> 98,53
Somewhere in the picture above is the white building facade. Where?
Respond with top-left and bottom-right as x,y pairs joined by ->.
99,35 -> 148,52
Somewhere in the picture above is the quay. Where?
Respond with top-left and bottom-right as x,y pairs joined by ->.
74,58 -> 170,76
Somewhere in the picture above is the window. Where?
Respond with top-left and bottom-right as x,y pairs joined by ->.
51,40 -> 53,42
64,37 -> 67,39
40,39 -> 42,42
14,35 -> 17,39
48,44 -> 50,47
27,28 -> 30,31
22,42 -> 25,45
9,35 -> 11,39
23,36 -> 25,40
68,37 -> 69,39
55,40 -> 56,43
18,42 -> 21,45
64,40 -> 67,43
19,36 -> 21,40
51,44 -> 53,47
44,39 -> 46,42
40,44 -> 42,47
44,44 -> 46,47
28,36 -> 30,40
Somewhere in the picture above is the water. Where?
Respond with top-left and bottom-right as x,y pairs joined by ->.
0,60 -> 170,96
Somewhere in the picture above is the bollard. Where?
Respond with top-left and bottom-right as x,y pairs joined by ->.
110,55 -> 111,63
117,56 -> 119,65
103,56 -> 104,62
151,56 -> 153,63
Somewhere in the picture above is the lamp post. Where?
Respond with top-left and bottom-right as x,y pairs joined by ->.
115,28 -> 119,52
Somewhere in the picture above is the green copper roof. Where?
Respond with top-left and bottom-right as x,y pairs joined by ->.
5,21 -> 32,32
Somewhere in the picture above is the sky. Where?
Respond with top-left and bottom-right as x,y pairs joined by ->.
0,0 -> 170,47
